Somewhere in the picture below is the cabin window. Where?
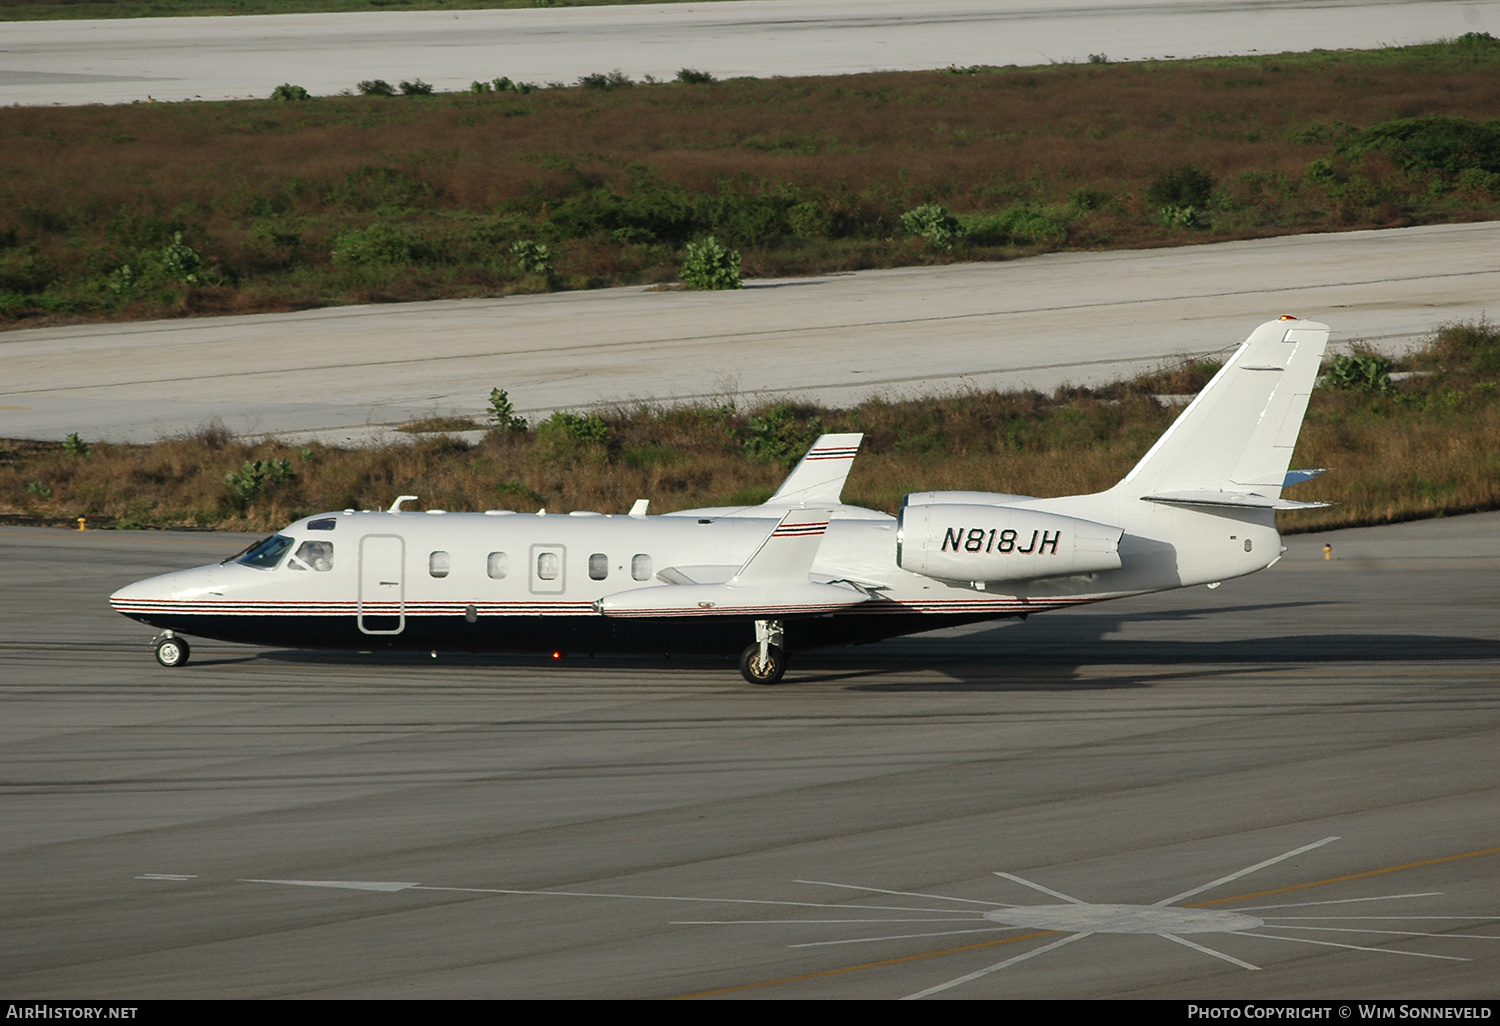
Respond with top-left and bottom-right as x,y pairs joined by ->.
537,552 -> 560,580
429,551 -> 451,578
487,551 -> 508,579
631,553 -> 652,581
238,534 -> 294,570
288,540 -> 334,572
588,553 -> 608,580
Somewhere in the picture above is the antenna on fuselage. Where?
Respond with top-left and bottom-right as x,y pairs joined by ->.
629,499 -> 649,518
389,494 -> 419,512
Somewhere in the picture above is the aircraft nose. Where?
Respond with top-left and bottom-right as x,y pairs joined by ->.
110,566 -> 216,610
110,572 -> 174,611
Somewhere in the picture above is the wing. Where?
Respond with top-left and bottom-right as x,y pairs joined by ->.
595,509 -> 870,617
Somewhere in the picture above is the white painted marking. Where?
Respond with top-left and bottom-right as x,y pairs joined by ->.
1266,915 -> 1500,920
992,871 -> 1087,905
795,879 -> 1014,907
671,918 -> 981,925
902,932 -> 1093,1000
135,873 -> 197,881
1245,932 -> 1471,961
1161,932 -> 1261,970
1261,925 -> 1500,941
242,878 -> 420,892
1234,892 -> 1442,911
984,902 -> 1263,935
1155,836 -> 1339,906
791,928 -> 1015,948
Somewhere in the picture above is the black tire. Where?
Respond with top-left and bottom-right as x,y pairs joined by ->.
739,643 -> 787,685
154,636 -> 190,668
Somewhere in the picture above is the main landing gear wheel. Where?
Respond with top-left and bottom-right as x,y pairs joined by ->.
154,635 -> 190,668
739,643 -> 787,685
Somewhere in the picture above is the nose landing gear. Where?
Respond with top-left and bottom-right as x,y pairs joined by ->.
152,631 -> 190,668
739,619 -> 787,685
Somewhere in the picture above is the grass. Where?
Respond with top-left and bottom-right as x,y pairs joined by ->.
0,0 -> 712,21
5,321 -> 1498,535
3,36 -> 1500,327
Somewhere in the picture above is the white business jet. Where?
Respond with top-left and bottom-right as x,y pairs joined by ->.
112,317 -> 1330,684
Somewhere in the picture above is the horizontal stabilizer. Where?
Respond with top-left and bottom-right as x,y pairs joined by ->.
732,509 -> 831,582
596,580 -> 868,618
1143,491 -> 1330,511
764,433 -> 863,507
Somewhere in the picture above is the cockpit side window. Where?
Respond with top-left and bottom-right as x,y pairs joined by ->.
287,540 -> 335,572
238,534 -> 295,570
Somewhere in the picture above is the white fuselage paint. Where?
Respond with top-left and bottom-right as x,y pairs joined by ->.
109,494 -> 1281,641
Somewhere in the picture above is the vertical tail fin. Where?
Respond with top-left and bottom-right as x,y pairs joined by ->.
763,433 -> 863,507
1117,318 -> 1329,500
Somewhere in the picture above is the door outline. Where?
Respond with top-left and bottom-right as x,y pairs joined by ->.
358,534 -> 406,634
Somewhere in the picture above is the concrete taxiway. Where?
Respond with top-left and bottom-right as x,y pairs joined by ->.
1,512 -> 1497,998
5,0 -> 1498,107
3,221 -> 1498,445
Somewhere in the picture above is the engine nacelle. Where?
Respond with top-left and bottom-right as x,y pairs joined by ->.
897,503 -> 1124,583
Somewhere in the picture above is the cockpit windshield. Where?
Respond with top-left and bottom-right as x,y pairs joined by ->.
238,534 -> 295,569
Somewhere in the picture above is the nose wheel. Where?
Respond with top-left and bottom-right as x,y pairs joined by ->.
740,618 -> 787,685
739,642 -> 786,685
153,633 -> 190,668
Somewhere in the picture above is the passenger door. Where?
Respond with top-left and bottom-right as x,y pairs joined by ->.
358,535 -> 405,634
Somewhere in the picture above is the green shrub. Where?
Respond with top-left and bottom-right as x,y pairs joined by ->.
487,388 -> 529,434
26,481 -> 52,501
1161,204 -> 1200,229
1325,354 -> 1395,394
676,68 -> 715,84
331,223 -> 416,266
160,232 -> 210,283
62,433 -> 90,458
0,251 -> 57,294
223,459 -> 295,502
511,239 -> 553,278
901,203 -> 961,250
1339,115 -> 1500,175
1146,163 -> 1216,208
1457,167 -> 1500,193
680,236 -> 741,289
399,79 -> 433,96
579,70 -> 632,90
534,411 -> 613,465
357,79 -> 396,97
744,405 -> 821,467
270,84 -> 310,101
1070,187 -> 1110,212
959,207 -> 1068,245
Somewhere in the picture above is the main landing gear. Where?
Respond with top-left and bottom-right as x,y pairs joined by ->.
152,631 -> 190,668
739,619 -> 787,685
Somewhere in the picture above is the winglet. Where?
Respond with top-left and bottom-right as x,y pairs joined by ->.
764,433 -> 863,507
731,509 -> 831,582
